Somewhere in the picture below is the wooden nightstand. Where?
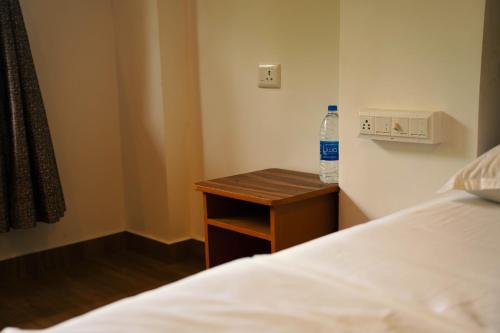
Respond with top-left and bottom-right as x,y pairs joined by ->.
195,168 -> 339,268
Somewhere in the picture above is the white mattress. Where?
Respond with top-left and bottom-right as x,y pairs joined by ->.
5,192 -> 500,333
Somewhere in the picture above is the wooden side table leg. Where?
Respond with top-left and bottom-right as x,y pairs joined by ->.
202,193 -> 211,269
270,207 -> 277,253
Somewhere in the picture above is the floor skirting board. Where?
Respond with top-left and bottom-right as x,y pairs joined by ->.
0,232 -> 204,281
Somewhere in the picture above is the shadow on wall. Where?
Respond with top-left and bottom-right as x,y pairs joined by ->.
0,223 -> 55,260
339,191 -> 369,229
112,0 -> 169,239
118,111 -> 168,238
113,0 -> 206,241
157,0 -> 206,240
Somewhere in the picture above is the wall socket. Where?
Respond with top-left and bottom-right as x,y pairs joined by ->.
258,64 -> 281,88
360,115 -> 374,134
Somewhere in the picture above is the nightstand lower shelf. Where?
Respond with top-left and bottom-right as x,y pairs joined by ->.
207,217 -> 271,240
207,225 -> 271,267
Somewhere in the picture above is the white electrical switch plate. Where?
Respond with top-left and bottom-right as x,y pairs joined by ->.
409,118 -> 429,138
374,117 -> 391,136
391,117 -> 409,137
258,64 -> 281,88
359,109 -> 443,144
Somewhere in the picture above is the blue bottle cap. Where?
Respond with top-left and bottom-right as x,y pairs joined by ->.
328,105 -> 337,112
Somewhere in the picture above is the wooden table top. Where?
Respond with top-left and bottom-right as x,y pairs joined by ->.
194,168 -> 339,206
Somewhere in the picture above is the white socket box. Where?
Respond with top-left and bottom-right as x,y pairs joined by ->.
359,109 -> 444,144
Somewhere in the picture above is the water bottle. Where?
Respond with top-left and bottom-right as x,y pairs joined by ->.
319,105 -> 339,183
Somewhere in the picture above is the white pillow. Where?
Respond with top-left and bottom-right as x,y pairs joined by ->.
439,144 -> 500,203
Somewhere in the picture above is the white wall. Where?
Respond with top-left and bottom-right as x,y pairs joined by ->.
111,0 -> 170,242
477,0 -> 500,154
339,0 -> 486,228
157,0 -> 205,240
0,0 -> 126,260
1,0 -> 492,260
0,1 -> 204,260
196,0 -> 340,179
112,0 -> 204,242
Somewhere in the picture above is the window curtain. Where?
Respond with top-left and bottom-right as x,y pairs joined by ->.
0,0 -> 65,232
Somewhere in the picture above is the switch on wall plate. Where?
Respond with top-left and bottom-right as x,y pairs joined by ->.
409,118 -> 429,138
258,64 -> 281,88
374,117 -> 391,136
391,117 -> 409,137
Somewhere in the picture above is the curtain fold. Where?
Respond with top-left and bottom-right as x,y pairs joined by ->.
0,0 -> 65,232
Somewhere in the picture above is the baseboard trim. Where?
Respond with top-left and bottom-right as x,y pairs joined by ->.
0,232 -> 204,281
125,232 -> 204,263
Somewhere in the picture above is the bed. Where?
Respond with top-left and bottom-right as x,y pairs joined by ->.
4,190 -> 499,333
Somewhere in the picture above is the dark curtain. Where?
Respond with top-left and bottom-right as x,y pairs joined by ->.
0,0 -> 65,232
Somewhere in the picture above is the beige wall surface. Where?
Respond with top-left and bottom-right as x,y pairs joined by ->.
0,0 -> 204,259
196,0 -> 340,180
157,0 -> 205,240
339,0 -> 486,228
0,0 -> 126,260
111,0 -> 170,242
112,0 -> 205,242
1,0 -> 492,260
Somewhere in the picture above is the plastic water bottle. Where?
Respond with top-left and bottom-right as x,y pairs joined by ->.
319,105 -> 339,183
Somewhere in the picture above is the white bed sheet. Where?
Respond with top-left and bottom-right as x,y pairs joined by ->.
5,191 -> 500,333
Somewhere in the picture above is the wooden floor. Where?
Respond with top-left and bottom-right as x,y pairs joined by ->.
0,250 -> 204,330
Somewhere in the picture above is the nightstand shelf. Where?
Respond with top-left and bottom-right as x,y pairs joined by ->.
195,168 -> 339,268
207,217 -> 271,240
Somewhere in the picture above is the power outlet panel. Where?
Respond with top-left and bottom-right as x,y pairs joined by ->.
359,109 -> 443,144
359,114 -> 374,134
258,64 -> 281,88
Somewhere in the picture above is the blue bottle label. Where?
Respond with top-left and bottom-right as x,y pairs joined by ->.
320,141 -> 339,161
